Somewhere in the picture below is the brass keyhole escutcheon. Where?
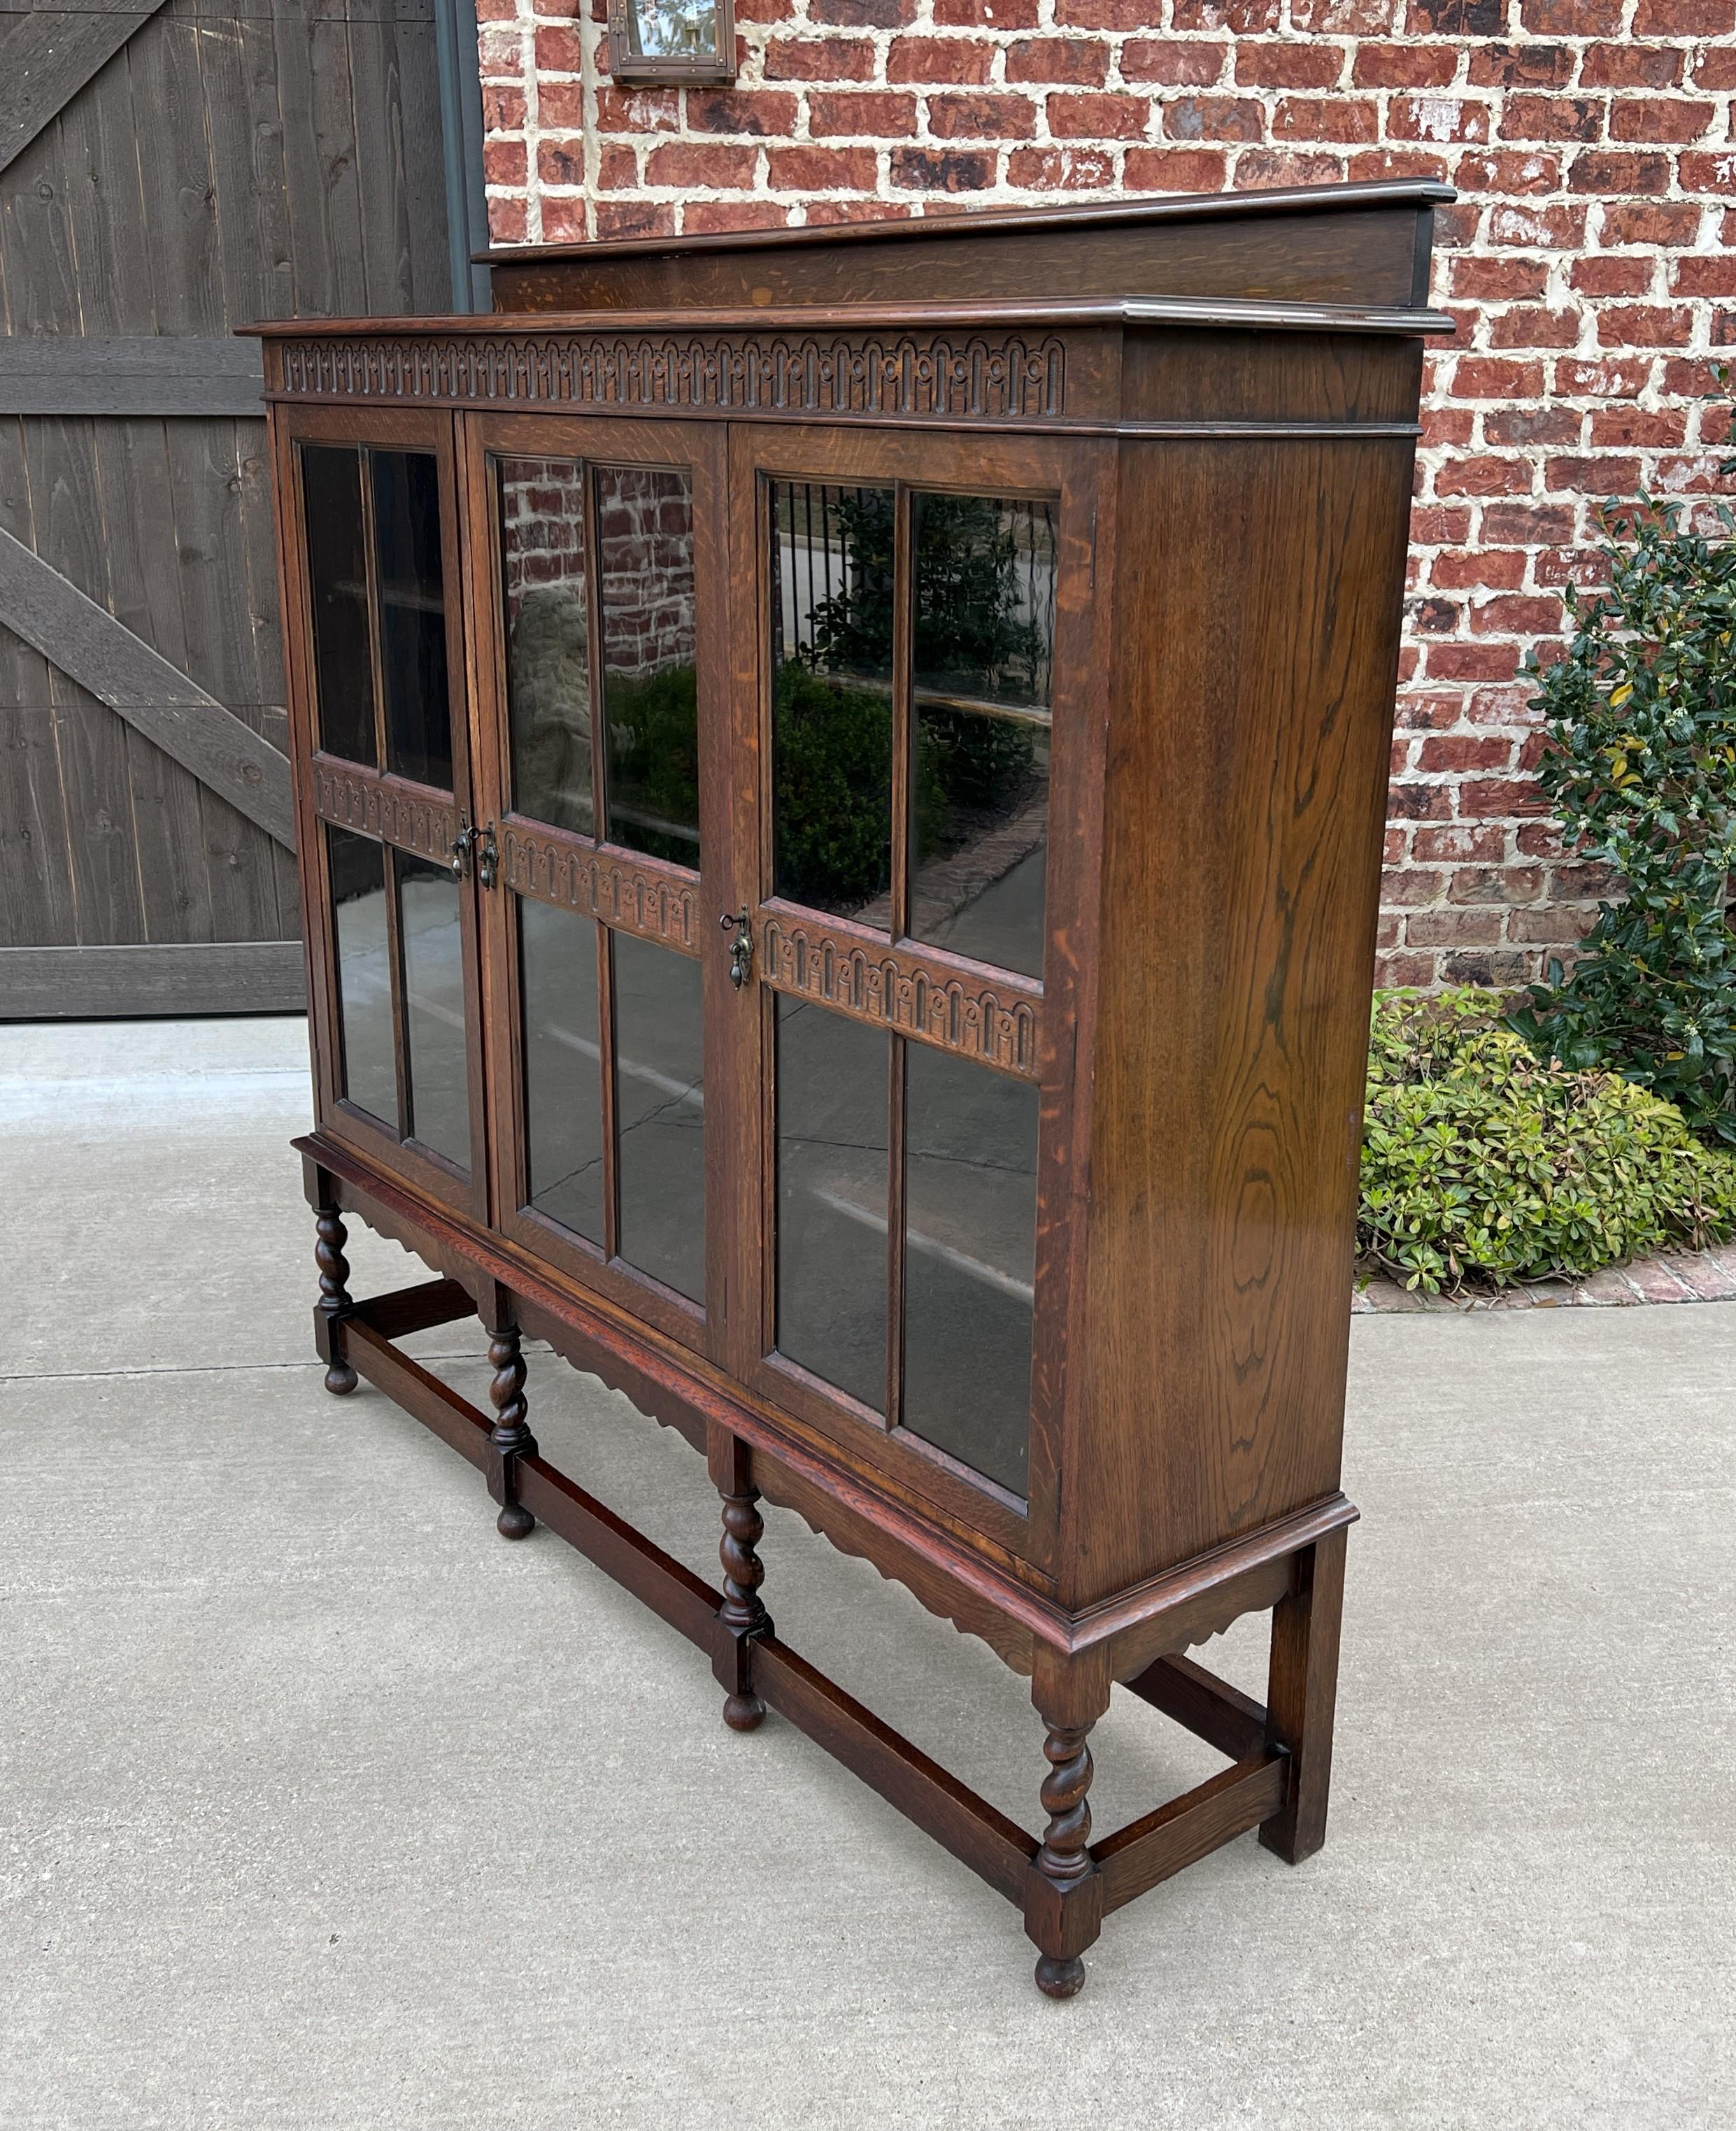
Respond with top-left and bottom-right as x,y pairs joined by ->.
720,907 -> 752,988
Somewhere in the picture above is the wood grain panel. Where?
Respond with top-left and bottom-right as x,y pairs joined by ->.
0,937 -> 301,1015
1068,434 -> 1416,1604
0,525 -> 295,846
0,0 -> 171,178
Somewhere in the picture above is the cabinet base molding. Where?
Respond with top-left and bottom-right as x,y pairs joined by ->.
302,1137 -> 1355,1996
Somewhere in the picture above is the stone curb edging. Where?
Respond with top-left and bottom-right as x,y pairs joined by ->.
1353,1243 -> 1736,1314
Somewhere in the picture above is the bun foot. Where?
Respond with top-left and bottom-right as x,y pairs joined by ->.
1034,1954 -> 1086,2000
324,1360 -> 358,1396
722,1690 -> 764,1732
496,1502 -> 535,1541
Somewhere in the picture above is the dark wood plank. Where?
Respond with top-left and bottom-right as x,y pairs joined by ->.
349,1274 -> 474,1339
514,1453 -> 724,1653
0,0 -> 170,178
59,49 -> 228,946
343,1314 -> 490,1468
347,18 -> 417,314
399,0 -> 453,308
269,0 -> 339,316
0,936 -> 302,1013
0,525 -> 295,846
308,17 -> 368,318
1093,1753 -> 1288,1916
22,389 -> 150,947
489,185 -> 1448,317
235,12 -> 296,323
0,337 -> 265,417
0,705 -> 78,946
1260,1526 -> 1348,1865
1122,1653 -> 1268,1764
754,1633 -> 1038,1904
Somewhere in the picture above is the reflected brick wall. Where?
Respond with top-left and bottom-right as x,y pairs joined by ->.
499,459 -> 696,682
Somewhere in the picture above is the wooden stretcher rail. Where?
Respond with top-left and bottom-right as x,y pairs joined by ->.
344,1317 -> 489,1473
350,1278 -> 475,1342
515,1454 -> 723,1654
1092,1753 -> 1289,1916
1123,1652 -> 1269,1762
753,1633 -> 1039,1905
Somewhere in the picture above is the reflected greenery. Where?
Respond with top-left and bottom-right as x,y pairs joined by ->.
603,664 -> 702,870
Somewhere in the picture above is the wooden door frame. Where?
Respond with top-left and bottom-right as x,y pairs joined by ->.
460,407 -> 738,1367
723,419 -> 1107,1573
276,399 -> 490,1225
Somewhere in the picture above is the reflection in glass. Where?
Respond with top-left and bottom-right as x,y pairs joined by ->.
497,455 -> 594,836
909,494 -> 1055,981
520,898 -> 606,1248
900,1046 -> 1038,1497
371,450 -> 453,790
613,931 -> 705,1304
301,446 -> 376,767
397,854 -> 470,1171
625,0 -> 720,60
775,994 -> 888,1412
769,481 -> 895,924
328,827 -> 395,1129
597,466 -> 699,869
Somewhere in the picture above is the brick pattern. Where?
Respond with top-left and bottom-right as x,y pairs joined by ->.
479,0 -> 1736,986
500,457 -> 697,680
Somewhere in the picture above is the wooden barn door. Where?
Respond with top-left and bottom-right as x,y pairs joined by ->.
0,0 -> 488,1018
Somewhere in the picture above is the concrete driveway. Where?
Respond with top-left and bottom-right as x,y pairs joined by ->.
1,1018 -> 1730,2130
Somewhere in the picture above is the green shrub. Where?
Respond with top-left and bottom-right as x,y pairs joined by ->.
1360,988 -> 1736,1292
1507,392 -> 1736,1146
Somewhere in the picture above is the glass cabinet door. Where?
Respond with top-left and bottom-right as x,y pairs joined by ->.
287,412 -> 486,1219
735,426 -> 1081,1544
469,415 -> 729,1360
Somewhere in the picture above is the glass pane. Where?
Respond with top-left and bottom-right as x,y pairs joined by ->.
770,481 -> 895,925
909,494 -> 1055,981
301,446 -> 376,767
520,897 -> 606,1248
775,994 -> 888,1412
497,455 -> 595,836
328,827 -> 395,1129
371,449 -> 453,790
397,853 -> 470,1172
629,0 -> 719,61
612,930 -> 705,1305
597,466 -> 699,869
901,1046 -> 1037,1497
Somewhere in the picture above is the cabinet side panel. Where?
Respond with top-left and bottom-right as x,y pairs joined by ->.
1067,428 -> 1415,1604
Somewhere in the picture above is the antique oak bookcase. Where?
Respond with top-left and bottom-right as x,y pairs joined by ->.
260,178 -> 1448,1997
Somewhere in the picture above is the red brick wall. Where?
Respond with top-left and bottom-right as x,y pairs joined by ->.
478,0 -> 1736,986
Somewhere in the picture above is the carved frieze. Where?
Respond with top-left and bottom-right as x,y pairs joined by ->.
761,914 -> 1041,1078
276,331 -> 1067,425
311,757 -> 458,860
499,824 -> 699,953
